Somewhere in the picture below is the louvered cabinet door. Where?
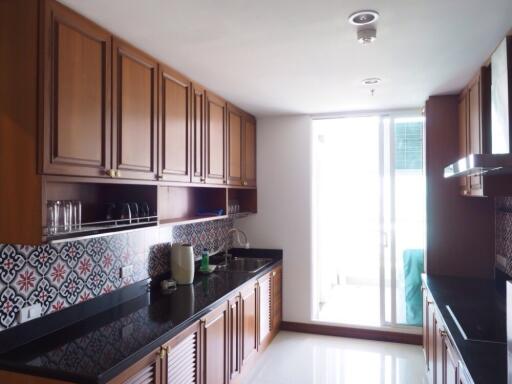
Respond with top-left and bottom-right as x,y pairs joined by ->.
258,273 -> 272,346
108,348 -> 162,384
164,321 -> 201,384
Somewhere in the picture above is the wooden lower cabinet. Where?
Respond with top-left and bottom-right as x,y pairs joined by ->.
228,294 -> 242,381
108,348 -> 162,384
258,272 -> 272,346
271,266 -> 282,334
241,282 -> 258,367
163,321 -> 201,384
422,284 -> 473,384
201,302 -> 229,384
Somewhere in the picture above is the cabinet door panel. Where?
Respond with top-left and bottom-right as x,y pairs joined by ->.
42,1 -> 111,177
107,348 -> 161,384
202,304 -> 228,384
271,266 -> 282,332
113,39 -> 157,180
258,273 -> 272,345
228,295 -> 241,380
159,66 -> 191,182
205,93 -> 226,184
192,86 -> 206,183
165,321 -> 200,384
444,335 -> 459,384
243,117 -> 257,187
227,107 -> 243,186
241,284 -> 258,366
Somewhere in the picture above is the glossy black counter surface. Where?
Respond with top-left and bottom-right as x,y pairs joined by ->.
423,274 -> 507,384
0,250 -> 282,384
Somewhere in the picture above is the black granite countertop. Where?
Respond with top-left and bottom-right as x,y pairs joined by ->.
423,274 -> 507,384
0,249 -> 282,384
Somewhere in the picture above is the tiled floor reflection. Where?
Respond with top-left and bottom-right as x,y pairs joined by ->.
242,331 -> 427,384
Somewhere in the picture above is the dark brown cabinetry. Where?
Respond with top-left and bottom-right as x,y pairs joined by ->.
192,85 -> 206,184
228,294 -> 242,381
243,116 -> 257,187
163,321 -> 201,384
41,0 -> 112,178
108,348 -> 162,384
205,92 -> 227,185
241,283 -> 258,367
112,38 -> 158,181
258,272 -> 272,346
227,105 -> 244,186
423,283 -> 474,384
458,67 -> 491,197
201,303 -> 229,384
158,65 -> 192,182
271,266 -> 282,334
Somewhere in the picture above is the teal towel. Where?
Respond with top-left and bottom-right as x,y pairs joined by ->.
403,249 -> 424,326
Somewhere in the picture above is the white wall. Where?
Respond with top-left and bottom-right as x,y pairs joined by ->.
238,115 -> 313,323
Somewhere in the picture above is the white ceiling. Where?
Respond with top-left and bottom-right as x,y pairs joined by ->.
59,0 -> 512,117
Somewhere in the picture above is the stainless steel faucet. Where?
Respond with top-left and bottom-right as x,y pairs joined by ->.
222,228 -> 249,265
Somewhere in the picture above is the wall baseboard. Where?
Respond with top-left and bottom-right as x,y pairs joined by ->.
280,321 -> 422,345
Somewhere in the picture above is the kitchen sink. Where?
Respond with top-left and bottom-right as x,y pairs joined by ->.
216,257 -> 273,273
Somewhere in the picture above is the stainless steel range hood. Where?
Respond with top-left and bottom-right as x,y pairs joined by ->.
444,153 -> 512,177
444,37 -> 512,179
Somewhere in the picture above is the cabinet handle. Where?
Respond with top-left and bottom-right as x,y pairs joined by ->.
200,178 -> 206,182
272,271 -> 276,277
106,169 -> 116,178
159,347 -> 166,359
115,170 -> 122,178
440,330 -> 448,337
243,181 -> 248,186
156,175 -> 163,180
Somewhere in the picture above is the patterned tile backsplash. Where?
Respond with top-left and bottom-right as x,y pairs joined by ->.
496,197 -> 512,275
0,218 -> 233,331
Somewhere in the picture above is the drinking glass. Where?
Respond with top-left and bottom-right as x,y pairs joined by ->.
47,201 -> 56,235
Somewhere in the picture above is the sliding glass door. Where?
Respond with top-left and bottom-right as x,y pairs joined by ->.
312,114 -> 425,330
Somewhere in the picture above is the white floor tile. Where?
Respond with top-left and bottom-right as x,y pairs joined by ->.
241,331 -> 428,384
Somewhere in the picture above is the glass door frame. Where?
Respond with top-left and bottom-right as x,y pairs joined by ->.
311,109 -> 424,334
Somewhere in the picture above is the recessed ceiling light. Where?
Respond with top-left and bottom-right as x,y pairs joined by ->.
348,10 -> 380,26
362,77 -> 382,86
357,28 -> 377,44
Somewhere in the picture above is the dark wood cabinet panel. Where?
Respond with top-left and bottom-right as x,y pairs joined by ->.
163,321 -> 200,384
112,38 -> 158,180
201,303 -> 228,384
108,348 -> 161,384
444,335 -> 459,384
241,283 -> 258,367
271,266 -> 282,333
205,92 -> 227,185
243,116 -> 257,187
41,0 -> 111,177
192,85 -> 206,184
228,294 -> 242,381
158,65 -> 192,182
227,105 -> 243,186
258,273 -> 272,346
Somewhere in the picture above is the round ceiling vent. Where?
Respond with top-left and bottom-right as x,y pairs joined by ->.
348,10 -> 380,25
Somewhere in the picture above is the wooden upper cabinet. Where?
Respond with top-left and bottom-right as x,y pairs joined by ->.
227,105 -> 244,186
107,348 -> 162,384
158,65 -> 192,182
243,115 -> 257,187
205,92 -> 227,185
163,321 -> 200,384
112,38 -> 158,180
201,302 -> 228,384
41,0 -> 111,177
192,85 -> 206,184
